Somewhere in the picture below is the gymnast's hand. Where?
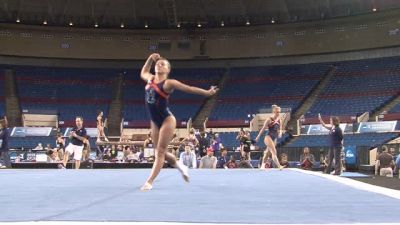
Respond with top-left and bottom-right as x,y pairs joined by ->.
255,136 -> 260,142
207,86 -> 219,96
149,53 -> 161,61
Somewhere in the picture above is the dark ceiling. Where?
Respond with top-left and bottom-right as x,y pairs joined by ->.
0,0 -> 400,29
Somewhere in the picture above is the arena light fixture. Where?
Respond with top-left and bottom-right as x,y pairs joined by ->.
16,18 -> 20,23
197,22 -> 202,28
271,18 -> 275,24
246,19 -> 250,26
94,22 -> 99,28
43,20 -> 47,25
177,22 -> 181,28
221,21 -> 224,27
69,21 -> 73,26
145,22 -> 148,28
120,23 -> 125,28
372,8 -> 377,12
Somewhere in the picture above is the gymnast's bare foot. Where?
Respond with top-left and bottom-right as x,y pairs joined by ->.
140,182 -> 153,191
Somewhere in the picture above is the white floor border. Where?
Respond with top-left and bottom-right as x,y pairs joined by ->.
291,168 -> 400,200
1,222 -> 400,225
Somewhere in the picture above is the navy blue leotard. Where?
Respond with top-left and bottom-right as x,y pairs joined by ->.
145,78 -> 172,128
266,117 -> 280,141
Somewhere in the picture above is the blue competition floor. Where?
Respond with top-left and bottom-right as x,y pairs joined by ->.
0,169 -> 400,224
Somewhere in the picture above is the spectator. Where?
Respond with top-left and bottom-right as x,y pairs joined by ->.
179,145 -> 197,168
143,132 -> 153,148
237,130 -> 251,160
260,151 -> 273,169
47,149 -> 60,163
217,148 -> 229,168
389,147 -> 396,157
125,146 -> 140,163
198,131 -> 210,158
199,147 -> 217,169
238,154 -> 253,168
181,129 -> 199,153
211,133 -> 222,154
375,146 -> 394,177
280,153 -> 290,168
0,119 -> 10,168
226,155 -> 238,169
138,147 -> 145,162
56,132 -> 65,160
300,147 -> 315,170
170,133 -> 180,158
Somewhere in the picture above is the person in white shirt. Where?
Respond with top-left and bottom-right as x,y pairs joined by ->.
179,145 -> 197,169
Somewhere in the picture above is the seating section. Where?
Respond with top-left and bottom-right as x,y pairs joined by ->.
15,66 -> 115,125
307,57 -> 400,117
123,68 -> 224,126
389,103 -> 400,113
286,133 -> 399,148
210,64 -> 330,121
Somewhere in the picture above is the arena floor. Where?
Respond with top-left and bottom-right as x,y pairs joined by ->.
0,168 -> 400,225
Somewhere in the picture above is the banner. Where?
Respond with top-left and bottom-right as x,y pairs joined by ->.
307,124 -> 347,135
11,127 -> 52,137
357,121 -> 397,133
344,146 -> 357,166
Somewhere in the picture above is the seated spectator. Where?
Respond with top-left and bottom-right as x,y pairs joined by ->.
125,146 -> 140,163
199,147 -> 217,169
138,148 -> 145,162
226,155 -> 238,169
46,149 -> 60,163
217,148 -> 228,168
300,147 -> 315,170
238,154 -> 253,169
375,145 -> 394,177
260,151 -> 274,169
280,153 -> 289,168
179,145 -> 197,168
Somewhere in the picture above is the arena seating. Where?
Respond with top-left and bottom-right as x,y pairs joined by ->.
285,132 -> 399,148
306,57 -> 400,119
123,68 -> 224,127
15,66 -> 115,126
209,63 -> 331,126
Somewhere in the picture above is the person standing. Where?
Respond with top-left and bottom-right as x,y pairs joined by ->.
62,116 -> 87,169
139,53 -> 218,190
318,114 -> 343,175
0,119 -> 10,168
